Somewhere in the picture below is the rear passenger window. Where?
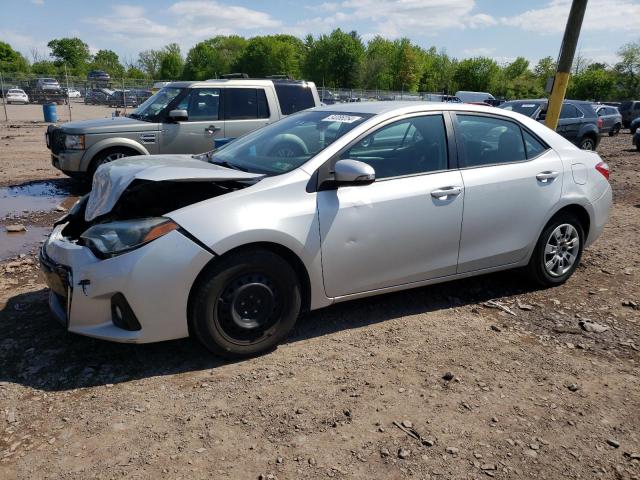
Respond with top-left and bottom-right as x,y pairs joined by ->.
274,84 -> 315,115
634,103 -> 640,110
560,104 -> 580,119
224,88 -> 270,120
457,115 -> 526,167
523,131 -> 547,159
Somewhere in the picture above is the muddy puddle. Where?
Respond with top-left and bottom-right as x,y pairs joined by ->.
1,226 -> 50,260
0,181 -> 81,218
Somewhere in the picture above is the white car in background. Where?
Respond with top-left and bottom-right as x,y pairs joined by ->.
5,88 -> 29,104
65,88 -> 81,98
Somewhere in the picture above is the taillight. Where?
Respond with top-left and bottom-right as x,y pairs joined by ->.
597,117 -> 603,128
595,161 -> 610,180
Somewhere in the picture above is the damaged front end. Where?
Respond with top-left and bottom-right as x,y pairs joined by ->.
57,155 -> 265,257
40,155 -> 264,342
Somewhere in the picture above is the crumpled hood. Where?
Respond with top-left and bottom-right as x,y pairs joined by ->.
60,116 -> 158,134
85,155 -> 264,221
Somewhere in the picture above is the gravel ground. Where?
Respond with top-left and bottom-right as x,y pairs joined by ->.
0,119 -> 639,480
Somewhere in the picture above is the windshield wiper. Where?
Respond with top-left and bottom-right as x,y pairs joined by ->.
209,158 -> 248,172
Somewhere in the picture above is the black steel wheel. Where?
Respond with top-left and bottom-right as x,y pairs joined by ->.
191,249 -> 301,358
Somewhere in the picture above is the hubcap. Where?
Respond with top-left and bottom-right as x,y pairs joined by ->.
581,139 -> 595,150
544,224 -> 580,277
104,152 -> 127,163
217,274 -> 280,344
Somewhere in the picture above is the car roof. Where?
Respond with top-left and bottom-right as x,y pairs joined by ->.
167,79 -> 315,88
308,101 -> 506,116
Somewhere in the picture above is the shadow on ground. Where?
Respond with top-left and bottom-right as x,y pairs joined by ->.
0,271 -> 540,392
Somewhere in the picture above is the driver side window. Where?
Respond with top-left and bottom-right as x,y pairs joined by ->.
175,88 -> 220,121
340,114 -> 448,179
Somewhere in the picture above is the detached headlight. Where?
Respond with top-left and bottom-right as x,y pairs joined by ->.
64,134 -> 85,150
81,218 -> 178,257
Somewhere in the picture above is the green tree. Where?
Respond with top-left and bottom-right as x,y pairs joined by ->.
90,49 -> 124,77
614,40 -> 640,98
138,49 -> 163,78
0,41 -> 29,72
303,29 -> 364,88
392,38 -> 420,91
158,43 -> 184,79
361,36 -> 395,90
504,57 -> 529,80
568,66 -> 615,100
47,37 -> 91,72
534,56 -> 556,90
453,57 -> 500,92
30,60 -> 59,76
234,35 -> 304,78
125,66 -> 146,79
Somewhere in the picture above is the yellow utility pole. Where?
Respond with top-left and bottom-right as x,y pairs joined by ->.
545,0 -> 588,131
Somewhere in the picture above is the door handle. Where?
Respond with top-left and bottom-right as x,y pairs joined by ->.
205,125 -> 221,134
536,171 -> 559,182
431,186 -> 463,199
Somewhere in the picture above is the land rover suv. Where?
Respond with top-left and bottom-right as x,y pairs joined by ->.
46,79 -> 321,178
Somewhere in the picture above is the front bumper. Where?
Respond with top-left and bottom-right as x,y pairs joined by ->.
50,150 -> 86,173
39,223 -> 214,343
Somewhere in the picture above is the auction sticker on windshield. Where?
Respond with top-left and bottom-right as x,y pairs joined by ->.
322,114 -> 363,123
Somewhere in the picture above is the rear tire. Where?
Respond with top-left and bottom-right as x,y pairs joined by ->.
609,124 -> 621,136
190,249 -> 301,359
526,213 -> 585,287
578,136 -> 596,150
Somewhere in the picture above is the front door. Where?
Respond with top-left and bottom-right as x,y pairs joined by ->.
161,88 -> 223,154
318,113 -> 464,297
453,113 -> 564,273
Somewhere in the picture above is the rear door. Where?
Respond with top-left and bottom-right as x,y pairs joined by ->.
453,113 -> 563,273
222,88 -> 273,140
160,87 -> 223,154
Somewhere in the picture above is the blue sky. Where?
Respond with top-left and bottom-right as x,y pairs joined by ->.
1,0 -> 639,67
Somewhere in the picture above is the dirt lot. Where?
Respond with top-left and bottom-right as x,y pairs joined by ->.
0,118 -> 639,480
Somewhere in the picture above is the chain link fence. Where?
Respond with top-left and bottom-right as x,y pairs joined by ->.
0,72 -> 450,122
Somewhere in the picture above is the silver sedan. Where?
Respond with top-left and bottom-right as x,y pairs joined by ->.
41,102 -> 612,357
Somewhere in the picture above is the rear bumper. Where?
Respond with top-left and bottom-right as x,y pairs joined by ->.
585,184 -> 612,248
39,223 -> 214,343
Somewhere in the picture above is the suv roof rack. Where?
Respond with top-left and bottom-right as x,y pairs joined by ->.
220,73 -> 249,79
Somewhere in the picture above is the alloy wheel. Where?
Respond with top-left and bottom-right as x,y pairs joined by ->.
544,223 -> 580,277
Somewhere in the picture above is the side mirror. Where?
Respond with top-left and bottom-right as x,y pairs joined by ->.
168,109 -> 188,122
334,159 -> 375,185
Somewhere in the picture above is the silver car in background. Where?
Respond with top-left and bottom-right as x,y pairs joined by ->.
40,102 -> 612,358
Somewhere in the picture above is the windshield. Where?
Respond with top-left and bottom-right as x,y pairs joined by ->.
203,110 -> 373,175
130,87 -> 183,122
499,101 -> 543,118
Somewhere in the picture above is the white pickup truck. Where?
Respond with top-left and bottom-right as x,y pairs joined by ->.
46,78 -> 321,179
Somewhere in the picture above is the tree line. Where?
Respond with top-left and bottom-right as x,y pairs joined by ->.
1,30 -> 639,101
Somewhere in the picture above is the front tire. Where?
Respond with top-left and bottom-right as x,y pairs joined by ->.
526,213 -> 584,287
89,147 -> 138,177
190,249 -> 301,358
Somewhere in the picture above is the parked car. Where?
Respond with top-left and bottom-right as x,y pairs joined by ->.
46,78 -> 321,179
36,78 -> 61,91
619,100 -> 640,128
84,89 -> 113,105
87,70 -> 111,82
5,88 -> 29,104
456,91 -> 496,103
108,90 -> 138,108
499,99 -> 601,150
594,105 -> 622,136
40,102 -> 612,358
630,117 -> 640,134
633,129 -> 640,151
63,88 -> 82,98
